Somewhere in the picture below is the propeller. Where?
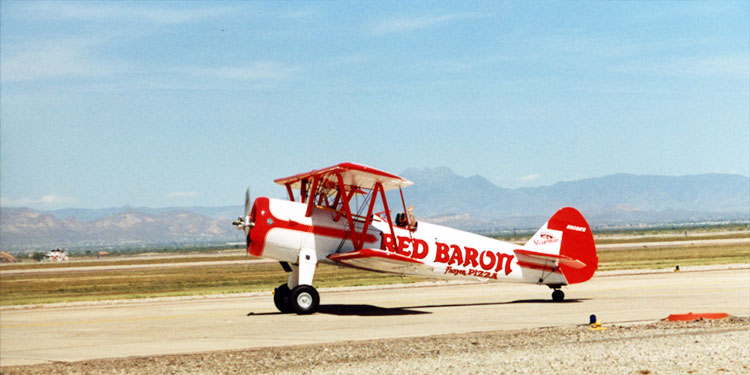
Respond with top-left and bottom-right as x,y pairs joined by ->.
232,187 -> 253,236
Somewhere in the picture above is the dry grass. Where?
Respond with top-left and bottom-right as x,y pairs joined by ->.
496,225 -> 749,243
597,243 -> 749,271
0,262 -> 421,306
595,231 -> 749,245
1,243 -> 747,306
0,254 -> 249,270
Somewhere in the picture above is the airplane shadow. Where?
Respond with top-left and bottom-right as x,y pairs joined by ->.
246,304 -> 429,317
318,304 -> 430,316
246,298 -> 588,317
393,298 -> 588,312
315,298 -> 588,316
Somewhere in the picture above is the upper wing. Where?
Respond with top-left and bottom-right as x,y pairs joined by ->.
328,249 -> 435,277
274,162 -> 412,194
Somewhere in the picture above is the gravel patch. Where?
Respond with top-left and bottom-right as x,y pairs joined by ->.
4,317 -> 748,375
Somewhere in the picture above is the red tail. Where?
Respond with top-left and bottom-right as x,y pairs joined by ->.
545,207 -> 598,284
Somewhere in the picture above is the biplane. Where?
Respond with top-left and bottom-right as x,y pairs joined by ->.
233,162 -> 597,314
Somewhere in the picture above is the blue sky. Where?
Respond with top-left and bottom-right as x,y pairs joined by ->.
1,1 -> 748,210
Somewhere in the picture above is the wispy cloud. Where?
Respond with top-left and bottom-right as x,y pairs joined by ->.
535,31 -> 748,80
0,38 -> 123,82
27,2 -> 233,25
184,62 -> 299,81
1,2 -> 237,83
371,13 -> 484,36
281,9 -> 319,20
611,55 -> 749,79
330,53 -> 372,66
166,191 -> 200,200
432,55 -> 511,74
1,194 -> 78,207
539,34 -> 651,60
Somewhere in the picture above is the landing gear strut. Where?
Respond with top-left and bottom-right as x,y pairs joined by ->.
274,249 -> 320,314
551,289 -> 565,302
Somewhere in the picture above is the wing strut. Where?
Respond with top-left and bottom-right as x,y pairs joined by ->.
275,163 -> 411,251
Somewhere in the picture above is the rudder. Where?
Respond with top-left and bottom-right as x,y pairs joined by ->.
547,207 -> 597,284
524,207 -> 597,284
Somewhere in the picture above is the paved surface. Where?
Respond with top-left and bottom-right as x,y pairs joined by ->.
1,268 -> 749,367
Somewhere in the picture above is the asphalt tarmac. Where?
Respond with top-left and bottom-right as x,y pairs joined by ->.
1,267 -> 748,367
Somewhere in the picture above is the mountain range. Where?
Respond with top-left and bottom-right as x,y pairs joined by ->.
396,168 -> 749,230
1,168 -> 748,252
0,208 -> 244,252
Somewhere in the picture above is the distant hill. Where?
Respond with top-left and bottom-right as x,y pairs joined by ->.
40,205 -> 239,222
398,168 -> 749,230
0,207 -> 244,252
1,169 -> 748,251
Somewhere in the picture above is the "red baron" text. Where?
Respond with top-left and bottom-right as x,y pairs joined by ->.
383,235 -> 514,275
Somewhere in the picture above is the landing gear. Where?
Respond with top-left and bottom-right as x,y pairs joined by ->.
273,283 -> 291,313
288,285 -> 320,315
272,283 -> 320,314
552,289 -> 565,302
273,249 -> 320,314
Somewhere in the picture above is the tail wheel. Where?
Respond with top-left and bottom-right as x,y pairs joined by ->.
273,283 -> 291,313
552,289 -> 565,302
288,285 -> 320,315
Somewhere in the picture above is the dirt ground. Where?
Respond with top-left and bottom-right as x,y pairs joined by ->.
4,317 -> 748,375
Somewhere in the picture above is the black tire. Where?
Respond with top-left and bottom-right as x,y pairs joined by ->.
273,283 -> 291,313
552,289 -> 565,302
287,285 -> 320,315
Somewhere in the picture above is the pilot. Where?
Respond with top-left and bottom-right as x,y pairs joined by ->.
395,213 -> 407,227
395,206 -> 418,229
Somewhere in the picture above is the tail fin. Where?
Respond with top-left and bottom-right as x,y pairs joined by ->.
524,207 -> 598,284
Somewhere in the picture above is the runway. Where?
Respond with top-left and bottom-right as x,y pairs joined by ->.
2,267 -> 748,367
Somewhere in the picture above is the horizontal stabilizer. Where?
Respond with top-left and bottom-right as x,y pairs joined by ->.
514,249 -> 587,271
328,249 -> 434,276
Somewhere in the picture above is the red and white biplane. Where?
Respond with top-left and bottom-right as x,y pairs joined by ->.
233,163 -> 597,314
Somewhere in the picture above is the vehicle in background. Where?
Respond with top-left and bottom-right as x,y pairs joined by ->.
44,248 -> 68,262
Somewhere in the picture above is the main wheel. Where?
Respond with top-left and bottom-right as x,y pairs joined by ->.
273,283 -> 291,313
552,289 -> 565,302
287,285 -> 320,315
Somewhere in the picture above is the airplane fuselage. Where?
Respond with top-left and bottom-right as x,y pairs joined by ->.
235,162 -> 596,314
248,197 -> 566,285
